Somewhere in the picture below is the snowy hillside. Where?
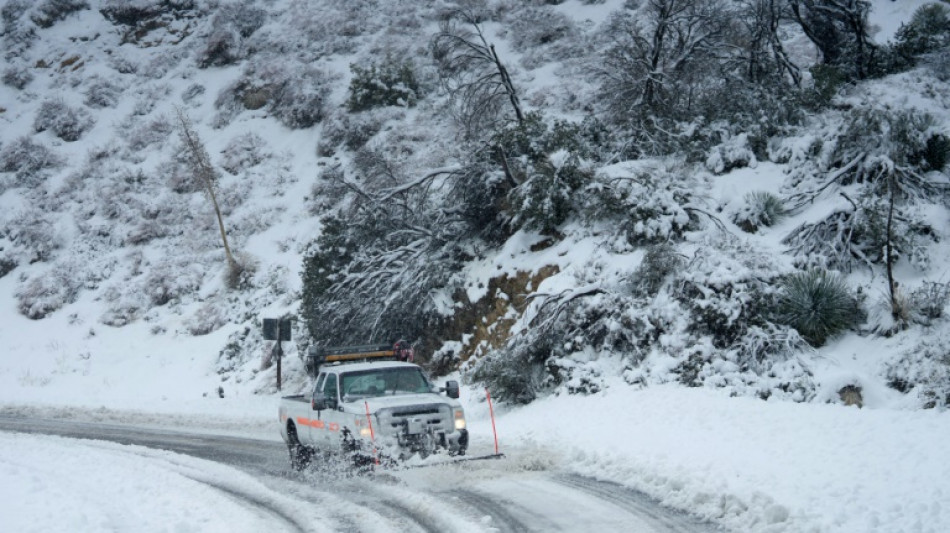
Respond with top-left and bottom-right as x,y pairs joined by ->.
1,0 -> 950,531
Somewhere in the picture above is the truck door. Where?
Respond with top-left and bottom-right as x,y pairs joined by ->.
306,372 -> 327,446
318,372 -> 343,449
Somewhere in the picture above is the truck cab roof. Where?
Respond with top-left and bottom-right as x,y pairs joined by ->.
319,360 -> 420,374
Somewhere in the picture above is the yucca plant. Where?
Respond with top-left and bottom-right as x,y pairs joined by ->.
733,191 -> 786,233
776,270 -> 862,346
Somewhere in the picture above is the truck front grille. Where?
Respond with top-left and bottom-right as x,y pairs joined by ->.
378,404 -> 451,435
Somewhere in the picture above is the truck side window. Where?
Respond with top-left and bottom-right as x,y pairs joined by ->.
314,373 -> 326,394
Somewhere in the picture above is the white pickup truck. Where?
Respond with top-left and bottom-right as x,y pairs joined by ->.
278,353 -> 468,470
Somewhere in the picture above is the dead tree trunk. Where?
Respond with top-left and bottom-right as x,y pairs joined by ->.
175,107 -> 240,284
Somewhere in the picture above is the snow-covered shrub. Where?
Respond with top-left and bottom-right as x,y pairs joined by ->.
674,246 -> 781,349
5,208 -> 63,264
774,270 -> 863,346
318,109 -> 391,154
470,337 -> 552,404
346,58 -> 421,112
583,161 -> 697,245
195,0 -> 266,67
909,281 -> 950,325
0,136 -> 63,187
15,261 -> 83,319
732,191 -> 786,233
181,82 -> 205,104
30,0 -> 88,28
509,152 -> 593,233
158,150 -> 201,194
920,133 -> 949,171
219,132 -> 269,175
505,7 -> 573,50
142,257 -> 204,307
1,1 -> 36,58
196,27 -> 243,68
125,115 -> 174,152
705,133 -> 757,174
271,70 -> 330,129
2,65 -> 32,89
83,77 -> 124,109
188,302 -> 227,335
885,337 -> 950,409
632,242 -> 682,296
130,82 -> 171,115
214,59 -> 333,129
99,0 -> 195,27
33,99 -> 93,142
894,3 -> 950,61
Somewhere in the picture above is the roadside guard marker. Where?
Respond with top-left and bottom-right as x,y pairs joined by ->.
486,388 -> 499,455
364,401 -> 379,466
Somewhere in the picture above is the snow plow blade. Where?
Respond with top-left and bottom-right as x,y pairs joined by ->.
396,453 -> 506,470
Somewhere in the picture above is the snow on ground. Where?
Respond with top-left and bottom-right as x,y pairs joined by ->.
466,381 -> 950,533
0,432 -> 326,533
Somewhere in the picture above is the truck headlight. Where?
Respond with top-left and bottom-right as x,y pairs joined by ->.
454,410 -> 466,430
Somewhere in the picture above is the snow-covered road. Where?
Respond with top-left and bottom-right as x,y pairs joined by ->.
0,416 -> 715,532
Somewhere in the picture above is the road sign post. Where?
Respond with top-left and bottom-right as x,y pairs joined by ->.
262,318 -> 292,391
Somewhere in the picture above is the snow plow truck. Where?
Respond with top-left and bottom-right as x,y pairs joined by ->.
278,342 -> 468,470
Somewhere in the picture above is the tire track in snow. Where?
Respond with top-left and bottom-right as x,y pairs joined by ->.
555,474 -> 719,532
181,474 -> 311,533
447,489 -> 532,533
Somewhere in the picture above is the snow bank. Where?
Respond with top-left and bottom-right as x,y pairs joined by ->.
462,381 -> 950,533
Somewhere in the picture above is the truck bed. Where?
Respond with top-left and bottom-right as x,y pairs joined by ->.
281,395 -> 308,402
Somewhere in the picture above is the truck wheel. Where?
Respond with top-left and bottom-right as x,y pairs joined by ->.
287,424 -> 312,471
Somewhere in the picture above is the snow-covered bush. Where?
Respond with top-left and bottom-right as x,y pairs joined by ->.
196,27 -> 243,68
15,261 -> 83,319
909,281 -> 950,326
33,99 -> 93,142
0,136 -> 63,187
219,132 -> 269,175
188,302 -> 227,335
195,0 -> 265,68
1,1 -> 36,58
885,336 -> 950,409
893,3 -> 950,61
83,77 -> 124,109
318,109 -> 392,154
774,270 -> 863,346
181,83 -> 205,104
583,161 -> 697,245
30,0 -> 88,28
509,153 -> 593,233
142,257 -> 204,307
346,58 -> 421,112
99,0 -> 195,27
214,59 -> 333,129
782,106 -> 946,271
504,7 -> 573,50
125,115 -> 174,153
674,246 -> 781,349
705,133 -> 757,174
2,65 -> 32,89
632,242 -> 682,296
471,339 -> 553,404
4,208 -> 63,264
158,150 -> 201,194
732,191 -> 786,233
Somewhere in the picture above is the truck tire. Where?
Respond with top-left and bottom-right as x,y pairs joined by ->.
286,424 -> 312,471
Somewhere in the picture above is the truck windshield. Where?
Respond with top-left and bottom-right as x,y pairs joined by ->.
341,367 -> 431,401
